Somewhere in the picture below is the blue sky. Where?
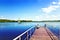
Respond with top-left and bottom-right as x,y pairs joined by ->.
0,0 -> 60,21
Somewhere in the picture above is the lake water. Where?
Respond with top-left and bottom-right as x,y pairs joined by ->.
0,22 -> 60,40
0,22 -> 36,40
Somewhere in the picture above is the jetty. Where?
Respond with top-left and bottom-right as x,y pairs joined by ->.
13,26 -> 59,40
30,27 -> 58,40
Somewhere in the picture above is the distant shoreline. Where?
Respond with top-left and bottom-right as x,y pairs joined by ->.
0,19 -> 17,22
0,19 -> 60,22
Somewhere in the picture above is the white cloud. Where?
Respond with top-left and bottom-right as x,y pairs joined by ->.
34,14 -> 60,21
58,0 -> 60,5
58,2 -> 60,5
42,5 -> 58,13
52,2 -> 57,4
0,16 -> 6,19
41,1 -> 60,13
24,0 -> 60,21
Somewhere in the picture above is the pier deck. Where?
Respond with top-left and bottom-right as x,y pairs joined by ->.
30,27 -> 58,40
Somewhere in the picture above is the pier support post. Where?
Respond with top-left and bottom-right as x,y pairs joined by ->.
59,28 -> 60,40
19,37 -> 21,40
27,32 -> 28,40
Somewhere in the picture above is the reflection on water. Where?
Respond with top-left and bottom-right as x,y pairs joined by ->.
0,22 -> 60,40
0,22 -> 35,40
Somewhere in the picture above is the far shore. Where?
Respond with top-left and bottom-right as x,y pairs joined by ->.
0,19 -> 60,22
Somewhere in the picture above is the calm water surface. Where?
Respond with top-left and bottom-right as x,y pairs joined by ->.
0,22 -> 35,40
0,22 -> 60,40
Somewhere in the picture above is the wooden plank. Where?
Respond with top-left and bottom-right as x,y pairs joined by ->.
46,28 -> 58,40
30,27 -> 58,40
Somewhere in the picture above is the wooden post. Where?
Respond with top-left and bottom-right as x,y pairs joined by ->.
27,32 -> 28,40
30,30 -> 31,38
58,28 -> 60,40
19,37 -> 21,40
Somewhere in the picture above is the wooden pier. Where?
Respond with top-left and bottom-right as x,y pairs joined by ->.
30,27 -> 58,40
